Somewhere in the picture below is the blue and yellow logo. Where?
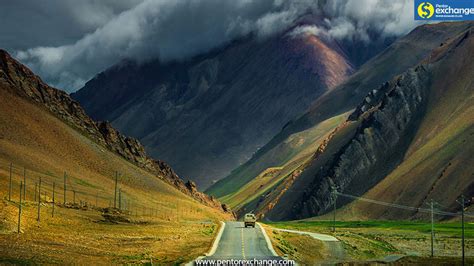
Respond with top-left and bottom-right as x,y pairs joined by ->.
417,2 -> 434,18
415,0 -> 474,21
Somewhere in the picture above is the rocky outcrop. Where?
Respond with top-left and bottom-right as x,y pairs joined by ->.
289,65 -> 431,219
208,22 -> 474,203
0,49 -> 227,212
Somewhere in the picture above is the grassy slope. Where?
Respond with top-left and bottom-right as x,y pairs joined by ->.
267,221 -> 474,262
235,23 -> 474,223
0,89 -> 229,264
263,225 -> 331,265
259,120 -> 360,221
334,28 -> 474,220
234,22 -> 474,221
210,112 -> 348,205
207,22 -> 473,200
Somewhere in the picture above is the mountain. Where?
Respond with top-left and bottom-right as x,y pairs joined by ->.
71,20 -> 389,189
208,21 -> 474,220
0,49 -> 226,211
207,22 -> 473,199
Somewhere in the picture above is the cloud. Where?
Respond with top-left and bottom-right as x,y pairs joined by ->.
0,0 -> 144,51
288,25 -> 325,38
9,0 -> 421,92
290,0 -> 421,42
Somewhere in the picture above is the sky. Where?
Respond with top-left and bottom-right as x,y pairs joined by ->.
0,0 -> 421,93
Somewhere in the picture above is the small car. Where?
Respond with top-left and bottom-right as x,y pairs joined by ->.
244,213 -> 256,228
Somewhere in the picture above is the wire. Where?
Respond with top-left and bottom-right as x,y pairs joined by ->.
336,192 -> 474,218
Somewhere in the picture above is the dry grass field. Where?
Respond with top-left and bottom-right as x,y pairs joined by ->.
0,77 -> 231,264
0,197 -> 223,264
263,226 -> 332,265
267,220 -> 474,264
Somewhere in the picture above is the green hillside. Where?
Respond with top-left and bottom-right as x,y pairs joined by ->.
208,22 -> 474,221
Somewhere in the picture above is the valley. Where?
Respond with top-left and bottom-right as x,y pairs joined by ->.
209,21 -> 474,223
0,1 -> 473,263
71,21 -> 374,189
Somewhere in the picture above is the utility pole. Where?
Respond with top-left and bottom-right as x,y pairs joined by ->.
64,172 -> 67,204
332,186 -> 337,233
457,195 -> 466,266
118,188 -> 122,210
8,163 -> 12,201
430,199 -> 434,257
114,172 -> 118,208
461,195 -> 465,266
18,181 -> 23,233
52,182 -> 55,217
37,177 -> 41,222
23,168 -> 26,200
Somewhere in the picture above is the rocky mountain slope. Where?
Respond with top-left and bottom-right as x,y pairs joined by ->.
71,19 -> 389,189
210,21 -> 474,220
207,22 -> 473,199
0,49 -> 225,211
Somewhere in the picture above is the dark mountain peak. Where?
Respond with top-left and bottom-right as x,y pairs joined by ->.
72,26 -> 371,189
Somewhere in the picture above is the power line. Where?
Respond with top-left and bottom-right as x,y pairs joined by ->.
335,192 -> 474,218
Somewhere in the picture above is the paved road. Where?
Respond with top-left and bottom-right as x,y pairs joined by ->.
207,221 -> 281,260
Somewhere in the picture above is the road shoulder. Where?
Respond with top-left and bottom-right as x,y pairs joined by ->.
185,221 -> 225,265
257,222 -> 279,256
262,224 -> 345,264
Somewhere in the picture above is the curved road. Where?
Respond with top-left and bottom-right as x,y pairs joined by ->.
207,221 -> 281,260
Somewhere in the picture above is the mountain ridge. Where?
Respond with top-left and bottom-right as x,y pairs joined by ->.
0,49 -> 226,211
207,21 -> 473,199
71,28 -> 365,189
208,21 -> 474,221
274,25 -> 473,220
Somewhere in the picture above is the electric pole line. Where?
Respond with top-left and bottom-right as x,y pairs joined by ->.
18,181 -> 23,233
64,172 -> 67,204
456,195 -> 469,266
430,199 -> 434,257
461,195 -> 465,266
8,163 -> 12,201
458,195 -> 465,266
23,168 -> 26,200
52,182 -> 55,217
332,185 -> 338,233
37,177 -> 41,222
118,188 -> 122,210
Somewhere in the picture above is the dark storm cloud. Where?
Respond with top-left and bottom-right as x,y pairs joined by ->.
4,0 -> 420,92
290,0 -> 419,42
0,0 -> 144,50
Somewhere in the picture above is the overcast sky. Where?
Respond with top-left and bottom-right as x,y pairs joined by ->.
0,0 -> 420,92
